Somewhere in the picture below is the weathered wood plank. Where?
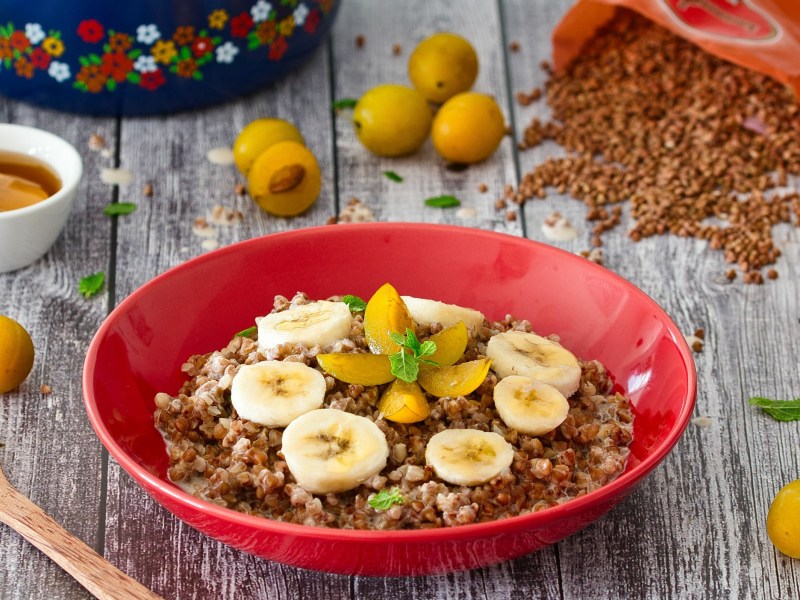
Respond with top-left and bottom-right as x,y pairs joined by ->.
102,41 -> 354,599
0,98 -> 116,599
330,0 -> 521,235
335,0 -> 559,594
502,1 -> 800,598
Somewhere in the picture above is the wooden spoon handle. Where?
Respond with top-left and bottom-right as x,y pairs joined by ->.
0,481 -> 163,600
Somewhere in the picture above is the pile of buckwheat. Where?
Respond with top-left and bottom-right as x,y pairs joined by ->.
512,9 -> 800,283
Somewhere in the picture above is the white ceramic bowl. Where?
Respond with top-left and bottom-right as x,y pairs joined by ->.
0,124 -> 83,273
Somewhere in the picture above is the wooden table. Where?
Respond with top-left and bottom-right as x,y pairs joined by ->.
1,1 -> 798,598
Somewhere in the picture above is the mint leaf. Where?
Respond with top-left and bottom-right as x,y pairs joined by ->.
390,349 -> 419,383
342,295 -> 367,313
418,340 -> 436,358
424,195 -> 461,208
383,170 -> 403,183
78,272 -> 105,298
749,397 -> 800,421
234,326 -> 257,339
103,202 -> 137,216
332,98 -> 358,110
388,329 -> 438,382
404,328 -> 421,354
368,488 -> 405,510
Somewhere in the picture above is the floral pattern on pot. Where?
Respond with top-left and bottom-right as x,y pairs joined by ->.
0,0 -> 334,93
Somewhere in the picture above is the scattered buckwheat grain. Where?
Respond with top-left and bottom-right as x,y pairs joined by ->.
510,10 -> 800,283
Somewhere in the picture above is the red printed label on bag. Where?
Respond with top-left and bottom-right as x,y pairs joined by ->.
662,0 -> 779,41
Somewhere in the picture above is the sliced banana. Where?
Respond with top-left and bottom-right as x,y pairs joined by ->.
281,409 -> 389,494
231,360 -> 325,427
425,429 -> 514,486
493,375 -> 570,436
486,331 -> 581,398
401,295 -> 485,335
258,300 -> 352,352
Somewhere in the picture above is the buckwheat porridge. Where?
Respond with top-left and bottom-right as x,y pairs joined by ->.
154,284 -> 633,529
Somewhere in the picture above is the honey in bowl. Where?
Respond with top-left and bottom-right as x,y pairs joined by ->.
0,150 -> 62,212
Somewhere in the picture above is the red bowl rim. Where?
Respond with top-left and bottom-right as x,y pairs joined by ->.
83,223 -> 697,543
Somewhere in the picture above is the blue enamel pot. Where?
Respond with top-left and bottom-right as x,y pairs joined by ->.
0,0 -> 339,115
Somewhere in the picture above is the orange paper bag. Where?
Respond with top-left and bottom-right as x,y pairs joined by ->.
552,0 -> 800,97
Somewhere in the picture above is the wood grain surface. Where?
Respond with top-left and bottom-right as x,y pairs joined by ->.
1,1 -> 798,598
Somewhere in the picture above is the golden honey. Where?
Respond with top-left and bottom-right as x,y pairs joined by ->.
0,150 -> 62,212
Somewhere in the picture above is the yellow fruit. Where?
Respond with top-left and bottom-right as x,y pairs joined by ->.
426,322 -> 468,367
767,479 -> 800,559
233,118 -> 305,176
317,353 -> 395,386
378,379 -> 430,424
353,85 -> 432,157
408,33 -> 479,104
0,315 -> 34,394
417,358 -> 491,398
432,92 -> 505,164
248,141 -> 321,217
364,283 -> 415,355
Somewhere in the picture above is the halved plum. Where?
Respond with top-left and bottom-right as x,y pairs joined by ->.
418,358 -> 492,398
377,379 -> 431,423
364,283 -> 415,355
316,353 -> 394,386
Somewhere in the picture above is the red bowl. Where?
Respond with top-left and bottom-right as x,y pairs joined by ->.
83,223 -> 696,576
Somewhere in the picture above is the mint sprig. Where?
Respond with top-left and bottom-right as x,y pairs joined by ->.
234,325 -> 257,339
342,295 -> 367,313
383,170 -> 403,183
424,195 -> 461,208
332,98 -> 358,110
388,328 -> 437,382
749,396 -> 800,421
78,272 -> 105,298
368,488 -> 405,510
103,202 -> 137,216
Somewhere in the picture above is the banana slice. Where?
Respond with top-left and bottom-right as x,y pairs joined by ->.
400,295 -> 485,335
231,360 -> 325,427
281,409 -> 390,494
486,331 -> 581,397
425,429 -> 514,486
493,376 -> 570,436
258,300 -> 352,352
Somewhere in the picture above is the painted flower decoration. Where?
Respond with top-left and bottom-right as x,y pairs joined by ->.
108,32 -> 133,53
140,69 -> 166,91
251,0 -> 274,23
29,48 -> 51,70
42,36 -> 65,57
134,54 -> 158,73
15,58 -> 33,78
100,51 -> 134,82
24,23 -> 45,45
278,16 -> 295,37
136,24 -> 161,45
191,36 -> 214,58
215,41 -> 239,64
268,35 -> 288,60
10,31 -> 30,52
48,61 -> 70,82
230,12 -> 254,38
173,26 -> 195,45
304,9 -> 321,33
293,4 -> 309,26
151,40 -> 177,65
208,10 -> 229,30
77,20 -> 105,43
